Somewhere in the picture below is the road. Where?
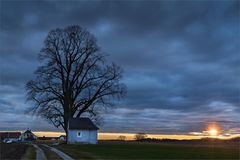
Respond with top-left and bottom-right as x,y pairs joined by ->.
32,144 -> 47,160
42,144 -> 74,160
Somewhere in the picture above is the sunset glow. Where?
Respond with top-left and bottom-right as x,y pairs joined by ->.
208,129 -> 218,136
30,131 -> 239,140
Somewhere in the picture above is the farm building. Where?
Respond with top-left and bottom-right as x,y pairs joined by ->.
59,135 -> 66,141
67,117 -> 99,144
0,132 -> 21,142
20,129 -> 37,141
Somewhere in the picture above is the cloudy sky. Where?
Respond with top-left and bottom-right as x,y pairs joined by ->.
0,1 -> 239,136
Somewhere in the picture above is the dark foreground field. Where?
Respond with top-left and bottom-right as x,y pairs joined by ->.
0,143 -> 35,160
56,141 -> 240,160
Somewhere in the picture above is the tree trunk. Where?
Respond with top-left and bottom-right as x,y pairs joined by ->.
64,113 -> 69,143
65,129 -> 68,144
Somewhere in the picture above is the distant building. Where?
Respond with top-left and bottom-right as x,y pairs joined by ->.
67,117 -> 99,144
0,132 -> 21,142
59,135 -> 66,141
20,130 -> 37,141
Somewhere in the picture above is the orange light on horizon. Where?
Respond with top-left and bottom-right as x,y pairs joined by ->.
208,128 -> 218,136
24,131 -> 238,140
206,123 -> 221,137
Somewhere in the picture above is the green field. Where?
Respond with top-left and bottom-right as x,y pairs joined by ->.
55,141 -> 240,160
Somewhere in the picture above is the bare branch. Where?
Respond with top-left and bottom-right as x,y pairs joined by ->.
26,25 -> 126,134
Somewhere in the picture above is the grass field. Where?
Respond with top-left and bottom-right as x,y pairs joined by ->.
22,145 -> 36,160
0,143 -> 29,160
40,144 -> 62,160
56,141 -> 240,160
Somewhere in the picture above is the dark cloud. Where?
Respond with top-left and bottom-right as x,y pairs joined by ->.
0,0 -> 239,135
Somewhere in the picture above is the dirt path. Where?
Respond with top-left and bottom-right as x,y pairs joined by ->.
32,144 -> 47,160
42,144 -> 74,160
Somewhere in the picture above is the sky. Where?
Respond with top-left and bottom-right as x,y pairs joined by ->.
0,0 -> 239,138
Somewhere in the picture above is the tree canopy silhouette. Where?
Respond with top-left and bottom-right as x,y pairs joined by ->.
26,25 -> 126,137
135,133 -> 147,141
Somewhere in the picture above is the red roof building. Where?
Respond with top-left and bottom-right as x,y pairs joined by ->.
0,132 -> 21,140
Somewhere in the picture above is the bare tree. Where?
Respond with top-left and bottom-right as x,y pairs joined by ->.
118,135 -> 127,141
26,25 -> 126,138
134,133 -> 147,141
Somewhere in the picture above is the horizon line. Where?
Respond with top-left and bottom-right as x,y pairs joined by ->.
1,130 -> 239,140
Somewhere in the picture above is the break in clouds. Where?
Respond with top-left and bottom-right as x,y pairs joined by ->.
0,1 -> 239,135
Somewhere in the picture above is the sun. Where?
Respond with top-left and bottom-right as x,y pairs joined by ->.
208,129 -> 218,136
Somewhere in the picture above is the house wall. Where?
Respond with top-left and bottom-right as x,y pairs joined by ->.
20,133 -> 37,141
67,130 -> 97,144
